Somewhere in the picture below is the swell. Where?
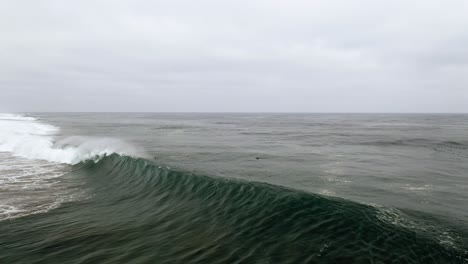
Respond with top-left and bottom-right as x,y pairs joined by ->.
1,114 -> 467,263
363,138 -> 468,149
14,154 -> 463,264
362,138 -> 468,158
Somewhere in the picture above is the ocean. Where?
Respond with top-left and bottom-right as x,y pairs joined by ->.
0,113 -> 467,263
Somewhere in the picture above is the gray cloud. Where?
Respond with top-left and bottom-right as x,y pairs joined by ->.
1,0 -> 467,112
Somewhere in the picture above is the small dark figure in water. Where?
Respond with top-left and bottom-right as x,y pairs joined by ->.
256,157 -> 260,160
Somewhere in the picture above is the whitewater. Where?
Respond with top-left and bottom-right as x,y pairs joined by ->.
0,113 -> 140,165
0,113 -> 141,221
1,113 -> 467,263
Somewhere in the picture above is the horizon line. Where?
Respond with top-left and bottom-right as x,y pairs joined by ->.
6,111 -> 468,114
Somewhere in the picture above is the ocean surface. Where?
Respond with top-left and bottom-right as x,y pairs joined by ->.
0,113 -> 467,263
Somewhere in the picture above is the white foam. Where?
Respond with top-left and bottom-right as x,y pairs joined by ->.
0,113 -> 37,121
402,184 -> 432,192
0,151 -> 89,221
319,189 -> 336,196
372,204 -> 464,250
0,204 -> 24,218
0,113 -> 140,165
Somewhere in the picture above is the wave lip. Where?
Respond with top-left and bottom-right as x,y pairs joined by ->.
0,113 -> 141,165
0,113 -> 37,121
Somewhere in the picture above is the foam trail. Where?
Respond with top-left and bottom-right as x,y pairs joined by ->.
0,114 -> 140,164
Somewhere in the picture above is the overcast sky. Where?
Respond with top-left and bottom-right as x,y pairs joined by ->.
1,0 -> 467,112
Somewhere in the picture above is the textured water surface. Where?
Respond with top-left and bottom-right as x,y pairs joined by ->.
0,113 -> 467,263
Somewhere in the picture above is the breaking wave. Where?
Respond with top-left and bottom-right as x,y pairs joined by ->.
0,113 -> 141,164
1,114 -> 467,263
4,153 -> 462,263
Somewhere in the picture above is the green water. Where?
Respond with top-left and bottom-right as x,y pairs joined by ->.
1,113 -> 467,263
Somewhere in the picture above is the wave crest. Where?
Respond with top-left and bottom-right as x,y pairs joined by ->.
0,114 -> 141,164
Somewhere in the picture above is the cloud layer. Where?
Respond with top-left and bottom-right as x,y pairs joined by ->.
1,0 -> 467,112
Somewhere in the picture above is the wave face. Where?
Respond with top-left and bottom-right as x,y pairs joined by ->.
1,113 -> 468,263
0,114 -> 141,164
0,154 -> 467,263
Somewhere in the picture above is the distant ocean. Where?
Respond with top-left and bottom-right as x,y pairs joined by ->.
1,113 -> 467,263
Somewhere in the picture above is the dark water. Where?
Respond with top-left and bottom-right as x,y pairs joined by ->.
1,113 -> 467,263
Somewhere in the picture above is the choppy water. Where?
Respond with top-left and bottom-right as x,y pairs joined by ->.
0,113 -> 467,263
